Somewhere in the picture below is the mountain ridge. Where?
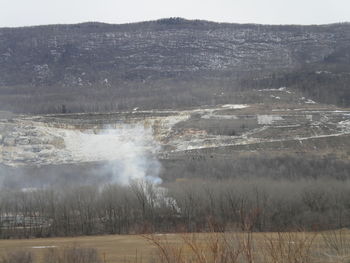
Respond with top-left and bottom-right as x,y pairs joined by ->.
2,17 -> 350,30
1,18 -> 350,113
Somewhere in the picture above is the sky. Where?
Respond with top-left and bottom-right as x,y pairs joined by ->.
0,0 -> 349,27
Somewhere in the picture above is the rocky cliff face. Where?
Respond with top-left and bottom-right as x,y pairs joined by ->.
1,19 -> 350,113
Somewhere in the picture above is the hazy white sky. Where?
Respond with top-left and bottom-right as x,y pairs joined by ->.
0,0 -> 349,27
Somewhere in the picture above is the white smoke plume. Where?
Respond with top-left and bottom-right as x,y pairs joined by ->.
62,124 -> 178,210
63,124 -> 162,185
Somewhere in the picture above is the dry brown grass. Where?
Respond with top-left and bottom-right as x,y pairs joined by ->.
0,230 -> 350,263
0,235 -> 154,263
320,229 -> 350,263
144,230 -> 350,263
43,246 -> 102,263
262,232 -> 317,263
0,246 -> 102,263
0,250 -> 33,263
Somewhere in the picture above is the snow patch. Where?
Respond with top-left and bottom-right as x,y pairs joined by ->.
305,99 -> 316,104
202,114 -> 238,120
32,246 -> 57,249
300,97 -> 316,104
315,71 -> 331,74
270,95 -> 280,99
221,104 -> 249,109
258,87 -> 286,92
258,115 -> 283,125
338,120 -> 350,133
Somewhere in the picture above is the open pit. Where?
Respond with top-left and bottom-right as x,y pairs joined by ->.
1,88 -> 350,188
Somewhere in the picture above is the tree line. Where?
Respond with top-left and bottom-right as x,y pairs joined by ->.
1,177 -> 350,239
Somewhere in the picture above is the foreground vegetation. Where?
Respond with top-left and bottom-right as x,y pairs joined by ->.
1,246 -> 102,263
145,229 -> 350,263
2,229 -> 350,263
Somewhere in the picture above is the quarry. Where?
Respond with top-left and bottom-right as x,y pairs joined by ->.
1,88 -> 350,169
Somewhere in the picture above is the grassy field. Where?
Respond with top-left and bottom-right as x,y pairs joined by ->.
1,230 -> 350,263
0,234 -> 158,263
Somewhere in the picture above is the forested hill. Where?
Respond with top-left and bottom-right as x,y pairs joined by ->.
1,18 -> 350,113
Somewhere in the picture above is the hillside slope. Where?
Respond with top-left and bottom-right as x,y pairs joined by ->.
1,18 -> 350,113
